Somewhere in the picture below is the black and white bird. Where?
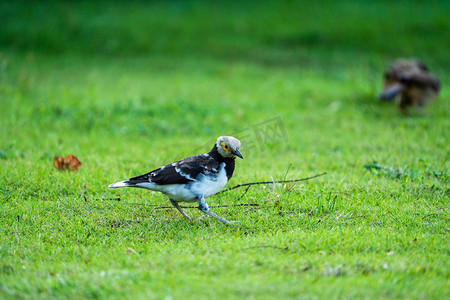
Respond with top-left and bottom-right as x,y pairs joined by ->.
378,59 -> 441,113
109,136 -> 243,225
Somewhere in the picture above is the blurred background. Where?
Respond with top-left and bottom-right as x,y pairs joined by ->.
2,1 -> 449,59
1,0 -> 448,176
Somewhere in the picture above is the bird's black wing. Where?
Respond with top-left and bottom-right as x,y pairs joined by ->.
400,72 -> 441,92
127,154 -> 221,185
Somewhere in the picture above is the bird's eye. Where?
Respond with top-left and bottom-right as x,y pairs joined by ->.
224,145 -> 229,149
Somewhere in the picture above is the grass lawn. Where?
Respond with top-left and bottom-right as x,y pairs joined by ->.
1,0 -> 449,299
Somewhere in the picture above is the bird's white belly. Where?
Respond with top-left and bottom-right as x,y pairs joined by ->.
189,165 -> 228,198
135,163 -> 229,203
160,185 -> 198,202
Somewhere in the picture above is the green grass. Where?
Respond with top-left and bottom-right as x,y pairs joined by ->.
1,0 -> 449,299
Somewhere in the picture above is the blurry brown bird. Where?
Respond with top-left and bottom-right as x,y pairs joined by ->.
379,59 -> 441,113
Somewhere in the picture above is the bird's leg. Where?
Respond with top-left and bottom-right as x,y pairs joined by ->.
169,199 -> 191,219
197,196 -> 238,225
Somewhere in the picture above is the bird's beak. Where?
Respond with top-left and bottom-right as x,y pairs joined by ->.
232,149 -> 243,159
378,83 -> 403,101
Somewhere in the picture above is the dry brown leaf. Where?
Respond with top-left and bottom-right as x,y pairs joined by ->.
53,154 -> 82,171
64,154 -> 82,171
53,156 -> 65,170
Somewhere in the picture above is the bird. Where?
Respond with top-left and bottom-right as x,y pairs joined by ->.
378,59 -> 441,113
108,136 -> 243,225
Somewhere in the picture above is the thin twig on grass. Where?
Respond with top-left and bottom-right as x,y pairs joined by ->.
235,185 -> 251,202
218,172 -> 327,194
102,193 -> 121,201
243,245 -> 289,251
422,206 -> 449,220
154,203 -> 259,210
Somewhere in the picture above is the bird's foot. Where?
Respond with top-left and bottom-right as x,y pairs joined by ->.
197,196 -> 239,225
196,209 -> 239,225
225,220 -> 240,226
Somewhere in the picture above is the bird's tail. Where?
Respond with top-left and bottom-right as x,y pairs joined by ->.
108,180 -> 136,189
